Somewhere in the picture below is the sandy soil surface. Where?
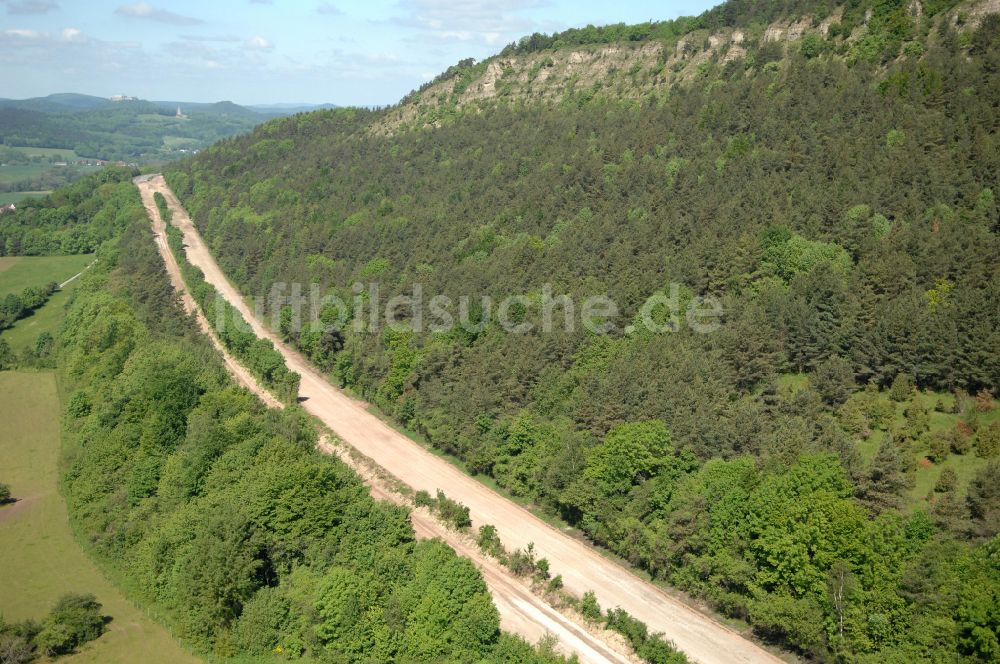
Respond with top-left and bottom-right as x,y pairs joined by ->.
137,174 -> 784,664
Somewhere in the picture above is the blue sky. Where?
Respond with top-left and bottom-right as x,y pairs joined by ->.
0,0 -> 720,106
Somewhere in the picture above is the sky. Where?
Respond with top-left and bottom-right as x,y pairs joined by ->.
0,0 -> 720,107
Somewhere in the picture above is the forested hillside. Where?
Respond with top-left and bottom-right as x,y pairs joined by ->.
53,201 -> 569,663
0,97 -> 277,162
163,1 -> 1000,660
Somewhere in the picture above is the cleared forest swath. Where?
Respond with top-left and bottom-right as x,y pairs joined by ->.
136,174 -> 634,664
137,174 -> 783,664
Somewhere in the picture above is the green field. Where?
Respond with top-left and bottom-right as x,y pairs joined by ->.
0,255 -> 95,354
2,281 -> 82,354
0,190 -> 50,205
0,163 -> 49,184
10,146 -> 81,160
0,371 -> 201,664
0,254 -> 94,296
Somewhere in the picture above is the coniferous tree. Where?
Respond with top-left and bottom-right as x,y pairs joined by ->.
857,434 -> 909,513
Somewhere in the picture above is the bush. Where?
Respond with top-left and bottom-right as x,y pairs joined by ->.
605,608 -> 689,663
976,421 -> 1000,458
580,591 -> 602,622
414,489 -> 435,508
927,431 -> 951,463
0,339 -> 14,370
534,558 -> 551,581
477,524 -> 506,559
934,468 -> 958,493
435,489 -> 472,529
0,633 -> 34,664
35,594 -> 104,657
951,427 -> 972,455
508,544 -> 538,577
0,483 -> 10,504
889,373 -> 914,402
232,588 -> 296,656
800,33 -> 826,58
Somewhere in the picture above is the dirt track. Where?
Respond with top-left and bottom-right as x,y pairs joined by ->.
137,174 -> 784,664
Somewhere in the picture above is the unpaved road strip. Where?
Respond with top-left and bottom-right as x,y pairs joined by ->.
136,175 -> 634,664
139,174 -> 783,664
137,176 -> 281,409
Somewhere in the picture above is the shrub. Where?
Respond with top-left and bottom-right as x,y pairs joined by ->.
580,591 -> 602,622
0,633 -> 34,664
976,421 -> 1000,458
934,468 -> 958,493
889,373 -> 914,402
951,427 -> 971,455
927,431 -> 952,463
435,489 -> 472,529
35,594 -> 104,657
232,588 -> 296,656
508,544 -> 537,577
534,558 -> 551,581
0,483 -> 10,504
414,489 -> 435,508
477,524 -> 506,559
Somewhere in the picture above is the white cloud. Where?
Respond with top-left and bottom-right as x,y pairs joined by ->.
60,27 -> 87,43
115,2 -> 202,26
3,28 -> 46,39
246,35 -> 273,50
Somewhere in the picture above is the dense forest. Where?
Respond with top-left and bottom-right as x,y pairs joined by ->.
51,197 -> 570,663
0,167 -> 145,255
161,2 -> 1000,660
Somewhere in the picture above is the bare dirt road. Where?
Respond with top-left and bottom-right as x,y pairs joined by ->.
138,174 -> 784,664
137,175 -> 635,664
137,175 -> 281,409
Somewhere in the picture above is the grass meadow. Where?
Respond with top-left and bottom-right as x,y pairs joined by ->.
0,191 -> 50,205
0,254 -> 94,296
0,255 -> 95,354
0,371 -> 201,663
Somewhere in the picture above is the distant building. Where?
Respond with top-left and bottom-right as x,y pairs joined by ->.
110,94 -> 138,102
176,106 -> 187,119
0,203 -> 16,215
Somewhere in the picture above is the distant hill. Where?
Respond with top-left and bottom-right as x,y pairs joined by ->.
0,95 -> 319,162
0,93 -> 117,114
246,102 -> 339,114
